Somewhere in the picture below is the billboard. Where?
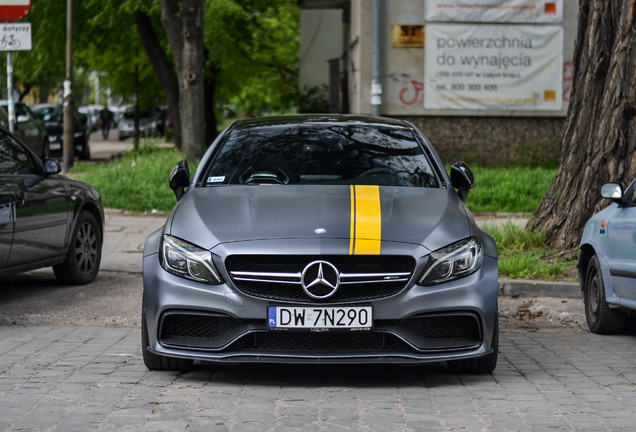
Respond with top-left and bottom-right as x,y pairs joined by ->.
424,23 -> 563,111
425,0 -> 563,23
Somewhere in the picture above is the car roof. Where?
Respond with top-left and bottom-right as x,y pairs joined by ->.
32,103 -> 60,109
230,114 -> 412,131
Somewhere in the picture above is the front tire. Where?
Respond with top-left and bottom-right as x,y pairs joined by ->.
141,313 -> 194,371
53,210 -> 102,285
583,255 -> 626,334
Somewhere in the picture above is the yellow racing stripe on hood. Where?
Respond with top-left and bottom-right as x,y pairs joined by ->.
349,185 -> 381,255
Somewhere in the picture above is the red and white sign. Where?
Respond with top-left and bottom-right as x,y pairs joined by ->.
0,0 -> 32,22
425,0 -> 563,24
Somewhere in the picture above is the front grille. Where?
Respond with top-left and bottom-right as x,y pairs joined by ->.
229,332 -> 412,352
401,314 -> 481,340
158,311 -> 246,349
158,311 -> 482,353
225,255 -> 416,303
160,312 -> 241,339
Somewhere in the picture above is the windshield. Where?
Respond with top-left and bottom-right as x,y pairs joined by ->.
33,107 -> 62,121
203,124 -> 440,188
123,109 -> 153,119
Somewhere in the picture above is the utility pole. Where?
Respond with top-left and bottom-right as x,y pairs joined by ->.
62,0 -> 74,173
371,0 -> 382,117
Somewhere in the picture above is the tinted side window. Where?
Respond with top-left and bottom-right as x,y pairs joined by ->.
0,132 -> 36,175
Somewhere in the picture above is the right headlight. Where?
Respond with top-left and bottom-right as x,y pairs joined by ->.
160,235 -> 223,284
418,237 -> 483,286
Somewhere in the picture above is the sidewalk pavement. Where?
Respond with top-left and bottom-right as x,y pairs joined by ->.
102,209 -> 581,298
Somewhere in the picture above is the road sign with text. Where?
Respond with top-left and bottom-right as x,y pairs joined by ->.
0,22 -> 30,50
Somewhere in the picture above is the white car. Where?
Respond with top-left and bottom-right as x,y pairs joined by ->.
118,108 -> 157,140
579,178 -> 636,333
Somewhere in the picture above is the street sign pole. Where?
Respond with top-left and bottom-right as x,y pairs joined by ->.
6,51 -> 14,132
0,1 -> 33,133
62,0 -> 74,172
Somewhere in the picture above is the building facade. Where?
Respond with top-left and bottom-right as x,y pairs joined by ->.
299,0 -> 578,166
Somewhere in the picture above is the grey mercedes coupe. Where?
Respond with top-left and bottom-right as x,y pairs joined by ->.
142,115 -> 499,373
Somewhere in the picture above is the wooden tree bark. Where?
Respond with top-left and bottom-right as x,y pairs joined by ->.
204,61 -> 220,147
528,0 -> 636,249
135,10 -> 183,151
161,0 -> 206,161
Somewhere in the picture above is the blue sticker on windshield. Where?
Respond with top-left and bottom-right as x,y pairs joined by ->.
207,176 -> 225,183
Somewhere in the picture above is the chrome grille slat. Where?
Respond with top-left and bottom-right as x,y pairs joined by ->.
230,271 -> 301,285
225,255 -> 416,303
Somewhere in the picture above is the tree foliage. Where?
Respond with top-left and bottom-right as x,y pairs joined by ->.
75,0 -> 164,108
8,0 -> 66,101
205,0 -> 299,115
6,0 -> 299,160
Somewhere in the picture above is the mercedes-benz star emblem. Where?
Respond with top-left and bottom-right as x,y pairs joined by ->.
301,260 -> 340,299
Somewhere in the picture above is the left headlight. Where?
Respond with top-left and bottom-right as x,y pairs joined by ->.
160,235 -> 223,284
419,237 -> 483,286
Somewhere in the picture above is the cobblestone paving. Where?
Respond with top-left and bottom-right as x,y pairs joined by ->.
1,325 -> 635,431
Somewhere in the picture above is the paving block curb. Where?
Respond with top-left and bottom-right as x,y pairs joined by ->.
499,278 -> 581,298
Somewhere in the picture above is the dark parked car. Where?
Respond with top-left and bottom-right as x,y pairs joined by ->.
0,102 -> 49,159
31,103 -> 91,160
142,115 -> 499,373
579,178 -> 636,334
0,126 -> 103,284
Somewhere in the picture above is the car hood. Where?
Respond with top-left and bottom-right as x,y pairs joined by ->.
167,185 -> 472,253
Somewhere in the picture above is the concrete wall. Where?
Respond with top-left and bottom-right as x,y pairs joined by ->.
300,9 -> 344,93
348,0 -> 373,115
404,116 -> 563,166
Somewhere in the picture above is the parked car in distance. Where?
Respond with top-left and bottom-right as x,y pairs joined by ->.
579,178 -> 636,334
0,102 -> 49,159
0,125 -> 104,284
141,114 -> 499,373
32,103 -> 91,160
118,108 -> 158,140
78,104 -> 101,133
110,106 -> 126,127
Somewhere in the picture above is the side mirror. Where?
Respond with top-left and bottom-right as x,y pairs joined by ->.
600,183 -> 623,203
450,161 -> 474,202
43,158 -> 62,176
169,160 -> 190,201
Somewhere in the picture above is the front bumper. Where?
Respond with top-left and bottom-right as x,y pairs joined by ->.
47,133 -> 86,152
142,234 -> 498,365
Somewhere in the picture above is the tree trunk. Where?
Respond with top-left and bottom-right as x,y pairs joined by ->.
18,84 -> 32,102
528,0 -> 636,250
161,0 -> 206,162
134,10 -> 183,151
38,83 -> 49,104
204,61 -> 220,146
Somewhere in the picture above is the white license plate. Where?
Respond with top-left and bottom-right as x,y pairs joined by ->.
49,142 -> 61,150
267,306 -> 372,330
